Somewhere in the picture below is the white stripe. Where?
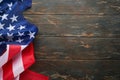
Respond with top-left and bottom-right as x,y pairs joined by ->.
12,51 -> 24,77
0,68 -> 3,80
0,45 -> 9,67
14,75 -> 20,80
21,45 -> 27,51
12,45 -> 27,77
0,45 -> 26,68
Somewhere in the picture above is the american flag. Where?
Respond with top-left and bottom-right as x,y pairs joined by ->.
0,0 -> 48,80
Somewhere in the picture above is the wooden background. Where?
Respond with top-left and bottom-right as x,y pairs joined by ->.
24,0 -> 120,80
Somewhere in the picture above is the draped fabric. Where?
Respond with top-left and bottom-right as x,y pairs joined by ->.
0,0 -> 48,80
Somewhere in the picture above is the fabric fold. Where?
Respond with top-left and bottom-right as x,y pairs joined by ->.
0,0 -> 48,80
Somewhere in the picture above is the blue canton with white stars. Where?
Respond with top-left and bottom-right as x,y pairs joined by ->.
0,0 -> 38,54
0,0 -> 38,45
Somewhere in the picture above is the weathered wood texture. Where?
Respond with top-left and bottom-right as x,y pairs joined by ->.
34,37 -> 120,60
24,0 -> 120,80
24,0 -> 120,15
31,60 -> 120,80
25,15 -> 120,38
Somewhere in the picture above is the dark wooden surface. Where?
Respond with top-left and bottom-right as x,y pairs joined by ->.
24,0 -> 120,80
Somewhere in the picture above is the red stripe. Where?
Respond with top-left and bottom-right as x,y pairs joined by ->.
8,45 -> 21,60
22,43 -> 35,69
1,43 -> 34,79
1,43 -> 43,80
2,60 -> 14,80
20,70 -> 49,80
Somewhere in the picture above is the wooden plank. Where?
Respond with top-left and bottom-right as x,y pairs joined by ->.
33,37 -> 120,60
24,0 -> 120,15
30,60 -> 120,80
25,15 -> 120,38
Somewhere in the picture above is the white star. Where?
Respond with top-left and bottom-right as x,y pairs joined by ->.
0,33 -> 2,36
18,32 -> 24,36
0,23 -> 5,30
0,0 -> 3,3
0,14 -> 8,21
7,33 -> 13,36
7,33 -> 14,41
10,15 -> 18,22
18,25 -> 26,30
7,3 -> 13,10
16,38 -> 23,43
7,24 -> 15,31
28,31 -> 35,39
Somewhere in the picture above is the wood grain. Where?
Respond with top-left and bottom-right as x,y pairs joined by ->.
25,15 -> 120,38
33,37 -> 120,60
30,60 -> 120,80
24,0 -> 120,15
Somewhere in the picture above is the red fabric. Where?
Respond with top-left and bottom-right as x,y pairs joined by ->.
2,60 -> 14,80
8,45 -> 21,60
22,43 -> 35,69
20,70 -> 49,80
0,43 -> 49,80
